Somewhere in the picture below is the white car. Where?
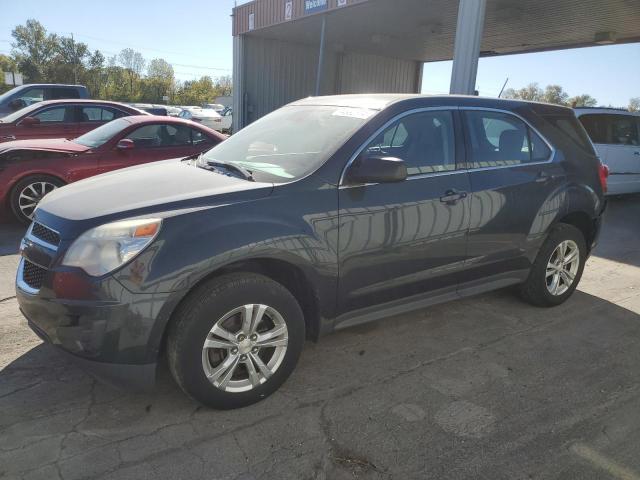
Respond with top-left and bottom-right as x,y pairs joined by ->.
576,108 -> 640,195
178,107 -> 232,133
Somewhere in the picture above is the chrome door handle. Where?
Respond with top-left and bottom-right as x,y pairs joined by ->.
440,189 -> 467,205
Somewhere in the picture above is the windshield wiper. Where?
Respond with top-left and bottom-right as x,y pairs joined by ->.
203,159 -> 254,182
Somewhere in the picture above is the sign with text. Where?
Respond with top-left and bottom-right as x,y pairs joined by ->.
285,1 -> 292,20
304,0 -> 327,15
248,12 -> 255,30
337,0 -> 347,6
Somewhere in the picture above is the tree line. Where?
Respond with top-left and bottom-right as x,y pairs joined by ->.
0,20 -> 232,106
503,83 -> 638,112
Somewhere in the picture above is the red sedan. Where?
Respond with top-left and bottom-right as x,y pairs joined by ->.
0,99 -> 147,143
0,116 -> 225,223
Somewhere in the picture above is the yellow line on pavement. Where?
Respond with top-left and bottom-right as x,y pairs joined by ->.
571,443 -> 640,480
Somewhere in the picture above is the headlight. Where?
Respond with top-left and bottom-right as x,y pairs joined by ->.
62,218 -> 161,276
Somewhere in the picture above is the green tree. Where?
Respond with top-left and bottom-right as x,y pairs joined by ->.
629,97 -> 640,112
0,54 -> 18,94
142,58 -> 175,103
503,83 -> 543,102
11,19 -> 59,82
568,94 -> 598,108
542,84 -> 569,105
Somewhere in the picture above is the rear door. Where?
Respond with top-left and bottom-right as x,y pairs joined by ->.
75,105 -> 125,136
97,123 -> 206,173
337,108 -> 471,314
461,108 -> 565,284
579,113 -> 640,194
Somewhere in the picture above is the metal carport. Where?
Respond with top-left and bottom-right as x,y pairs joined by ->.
232,0 -> 640,130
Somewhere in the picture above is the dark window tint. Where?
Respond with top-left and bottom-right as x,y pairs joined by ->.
579,114 -> 640,146
48,88 -> 81,100
125,124 -> 193,147
464,111 -> 550,168
365,110 -> 456,175
33,106 -> 74,123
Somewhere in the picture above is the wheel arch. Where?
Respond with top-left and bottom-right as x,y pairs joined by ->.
156,256 -> 323,362
555,210 -> 598,252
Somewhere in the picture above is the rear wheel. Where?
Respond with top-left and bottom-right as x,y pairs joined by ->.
167,273 -> 305,409
519,224 -> 587,307
10,175 -> 65,224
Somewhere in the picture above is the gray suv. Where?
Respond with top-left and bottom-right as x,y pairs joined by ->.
0,84 -> 89,117
16,94 -> 608,409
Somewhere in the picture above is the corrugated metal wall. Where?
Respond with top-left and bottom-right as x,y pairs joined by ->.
239,36 -> 421,127
337,52 -> 420,94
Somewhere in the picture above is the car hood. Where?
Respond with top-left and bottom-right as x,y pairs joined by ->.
0,138 -> 90,153
37,158 -> 274,229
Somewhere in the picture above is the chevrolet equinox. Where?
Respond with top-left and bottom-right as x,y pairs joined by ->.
16,95 -> 608,409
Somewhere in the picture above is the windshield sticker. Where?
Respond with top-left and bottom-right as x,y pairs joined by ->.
332,107 -> 376,120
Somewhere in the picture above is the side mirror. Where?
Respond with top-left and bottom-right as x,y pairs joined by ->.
117,139 -> 135,150
19,116 -> 40,127
9,99 -> 26,111
344,153 -> 407,185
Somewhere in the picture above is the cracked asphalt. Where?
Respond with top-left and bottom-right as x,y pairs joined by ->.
1,196 -> 640,480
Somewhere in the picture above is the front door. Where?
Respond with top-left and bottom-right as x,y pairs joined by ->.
15,104 -> 77,140
338,108 -> 471,315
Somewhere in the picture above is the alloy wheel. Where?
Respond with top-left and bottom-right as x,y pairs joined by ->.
201,304 -> 289,393
18,181 -> 58,220
546,240 -> 580,296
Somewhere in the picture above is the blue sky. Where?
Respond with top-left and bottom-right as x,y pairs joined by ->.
1,0 -> 638,108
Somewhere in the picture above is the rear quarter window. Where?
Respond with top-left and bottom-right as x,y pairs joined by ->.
544,114 -> 596,155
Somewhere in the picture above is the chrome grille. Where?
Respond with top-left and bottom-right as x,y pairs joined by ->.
31,222 -> 60,247
22,260 -> 47,290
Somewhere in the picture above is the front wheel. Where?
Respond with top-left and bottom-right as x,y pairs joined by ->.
519,224 -> 587,307
167,273 -> 305,409
10,175 -> 65,224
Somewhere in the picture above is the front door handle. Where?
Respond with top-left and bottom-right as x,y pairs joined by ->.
440,189 -> 467,205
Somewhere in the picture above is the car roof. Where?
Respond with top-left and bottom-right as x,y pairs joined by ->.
14,84 -> 86,88
290,93 -> 574,114
31,99 -> 145,110
118,115 -> 226,137
574,107 -> 639,117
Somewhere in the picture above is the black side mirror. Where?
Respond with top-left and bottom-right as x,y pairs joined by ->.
344,153 -> 407,185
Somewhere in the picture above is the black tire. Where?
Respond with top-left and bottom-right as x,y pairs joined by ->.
167,273 -> 305,409
519,223 -> 587,307
10,175 -> 65,224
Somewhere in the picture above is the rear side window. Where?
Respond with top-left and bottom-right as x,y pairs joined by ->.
80,106 -> 115,122
578,114 -> 640,146
463,111 -> 551,168
48,88 -> 81,100
124,124 -> 195,147
364,110 -> 456,175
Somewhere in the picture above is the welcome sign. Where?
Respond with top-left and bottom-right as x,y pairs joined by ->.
304,0 -> 328,14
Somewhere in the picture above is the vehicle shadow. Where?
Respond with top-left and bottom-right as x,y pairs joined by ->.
2,288 -> 640,478
593,193 -> 640,268
0,218 -> 25,256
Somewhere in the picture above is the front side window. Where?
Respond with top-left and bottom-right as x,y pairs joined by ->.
464,111 -> 551,168
33,106 -> 73,123
48,88 -> 80,100
74,118 -> 131,148
16,88 -> 44,105
364,110 -> 456,175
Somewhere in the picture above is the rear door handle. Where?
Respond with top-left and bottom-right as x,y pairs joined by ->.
535,171 -> 560,183
440,189 -> 467,205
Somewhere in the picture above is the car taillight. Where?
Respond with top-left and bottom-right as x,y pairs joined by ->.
598,162 -> 609,193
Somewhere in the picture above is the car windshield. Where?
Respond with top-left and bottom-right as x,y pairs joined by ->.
0,102 -> 43,123
199,105 -> 375,183
74,118 -> 131,148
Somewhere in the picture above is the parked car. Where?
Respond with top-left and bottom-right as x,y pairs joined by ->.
575,108 -> 640,195
0,99 -> 145,143
179,107 -> 231,133
1,115 -> 224,223
0,84 -> 89,117
16,94 -> 607,409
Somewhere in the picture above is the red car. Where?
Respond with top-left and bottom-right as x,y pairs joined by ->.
0,116 -> 225,223
0,99 -> 146,143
